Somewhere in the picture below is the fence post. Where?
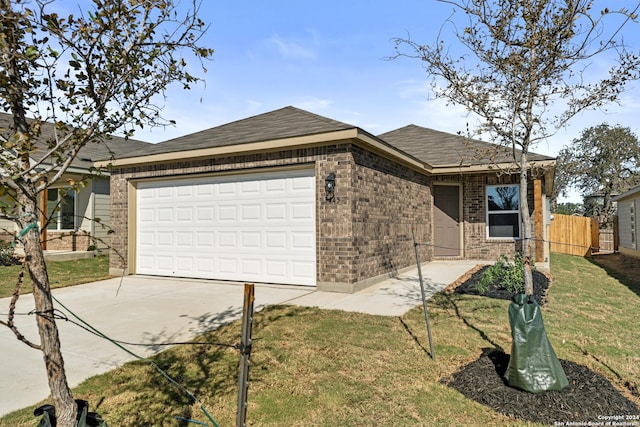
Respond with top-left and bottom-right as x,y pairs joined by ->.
236,283 -> 254,427
590,218 -> 599,255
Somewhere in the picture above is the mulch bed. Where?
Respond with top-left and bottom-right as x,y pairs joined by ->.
451,265 -> 550,305
443,267 -> 640,425
443,348 -> 640,425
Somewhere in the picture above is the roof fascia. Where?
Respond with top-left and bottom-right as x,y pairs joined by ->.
430,159 -> 556,175
613,184 -> 640,202
95,125 -> 555,178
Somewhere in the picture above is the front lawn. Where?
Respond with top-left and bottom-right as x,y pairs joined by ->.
0,256 -> 112,299
1,253 -> 638,426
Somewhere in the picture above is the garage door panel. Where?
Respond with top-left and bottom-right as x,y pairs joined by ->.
218,258 -> 238,274
218,205 -> 237,221
292,232 -> 314,249
156,256 -> 174,271
136,169 -> 316,286
197,233 -> 215,247
241,205 -> 261,221
197,206 -> 214,221
157,208 -> 173,222
292,176 -> 314,191
218,232 -> 237,247
266,260 -> 287,277
292,261 -> 315,279
265,204 -> 287,221
176,232 -> 193,246
266,178 -> 286,192
176,207 -> 193,221
291,203 -> 314,220
266,232 -> 287,248
241,181 -> 260,193
157,187 -> 173,198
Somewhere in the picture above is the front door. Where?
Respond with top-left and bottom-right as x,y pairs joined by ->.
434,185 -> 461,257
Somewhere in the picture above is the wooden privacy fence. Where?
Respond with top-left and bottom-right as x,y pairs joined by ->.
550,214 -> 619,256
550,214 -> 595,256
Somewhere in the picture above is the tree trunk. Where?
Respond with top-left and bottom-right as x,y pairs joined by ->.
19,193 -> 77,426
519,151 -> 534,296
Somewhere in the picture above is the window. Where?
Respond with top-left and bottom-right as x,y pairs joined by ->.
486,185 -> 520,239
46,188 -> 76,230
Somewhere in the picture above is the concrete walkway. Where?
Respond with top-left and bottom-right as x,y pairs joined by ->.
0,260 -> 479,417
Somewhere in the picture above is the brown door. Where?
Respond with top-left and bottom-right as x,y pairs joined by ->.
434,185 -> 461,257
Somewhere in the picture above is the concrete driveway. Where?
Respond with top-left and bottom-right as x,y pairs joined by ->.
0,260 -> 478,417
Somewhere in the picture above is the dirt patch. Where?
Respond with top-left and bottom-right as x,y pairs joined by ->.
447,265 -> 551,305
443,348 -> 640,425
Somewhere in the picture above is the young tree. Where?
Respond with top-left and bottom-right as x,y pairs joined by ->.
0,1 -> 213,425
556,124 -> 640,223
393,0 -> 640,296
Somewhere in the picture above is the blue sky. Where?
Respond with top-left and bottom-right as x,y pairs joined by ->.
133,1 -> 640,199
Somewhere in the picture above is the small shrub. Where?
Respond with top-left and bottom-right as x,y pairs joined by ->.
476,253 -> 533,295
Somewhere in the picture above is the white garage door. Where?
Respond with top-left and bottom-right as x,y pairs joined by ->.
136,169 -> 316,286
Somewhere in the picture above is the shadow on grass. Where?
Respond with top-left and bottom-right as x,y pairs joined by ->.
438,293 -> 505,352
110,307 -> 245,426
587,253 -> 640,299
570,341 -> 640,398
398,317 -> 433,358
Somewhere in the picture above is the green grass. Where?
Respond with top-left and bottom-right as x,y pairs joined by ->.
0,256 -> 112,298
1,253 -> 638,426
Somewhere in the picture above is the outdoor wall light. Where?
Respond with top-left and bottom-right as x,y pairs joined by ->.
325,172 -> 336,201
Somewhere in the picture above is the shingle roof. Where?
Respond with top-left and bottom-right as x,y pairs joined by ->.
116,106 -> 358,158
98,106 -> 554,170
377,124 -> 554,167
0,112 -> 151,171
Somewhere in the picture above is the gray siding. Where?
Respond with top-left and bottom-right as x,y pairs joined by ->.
618,199 -> 638,250
92,179 -> 111,249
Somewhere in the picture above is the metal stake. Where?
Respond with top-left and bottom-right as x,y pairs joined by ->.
412,229 -> 435,360
236,283 -> 254,427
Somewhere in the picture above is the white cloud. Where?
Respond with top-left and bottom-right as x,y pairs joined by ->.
246,99 -> 263,111
267,34 -> 317,60
292,96 -> 332,112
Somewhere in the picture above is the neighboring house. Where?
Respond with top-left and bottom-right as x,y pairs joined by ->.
100,106 -> 555,293
612,185 -> 640,258
0,112 -> 151,251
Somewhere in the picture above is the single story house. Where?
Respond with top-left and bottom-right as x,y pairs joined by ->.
100,106 -> 555,293
612,185 -> 640,258
0,112 -> 150,251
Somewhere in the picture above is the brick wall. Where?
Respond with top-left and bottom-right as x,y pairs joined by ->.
434,173 -> 537,261
109,142 -> 434,290
109,142 -> 541,290
44,232 -> 92,251
350,146 -> 431,284
109,143 -> 361,284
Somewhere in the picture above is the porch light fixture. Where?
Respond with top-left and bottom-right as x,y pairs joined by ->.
325,172 -> 336,201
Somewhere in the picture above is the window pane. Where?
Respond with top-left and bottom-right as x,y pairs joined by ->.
60,191 -> 75,230
487,186 -> 519,211
489,213 -> 520,238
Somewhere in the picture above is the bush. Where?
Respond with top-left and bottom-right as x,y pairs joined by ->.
476,253 -> 532,295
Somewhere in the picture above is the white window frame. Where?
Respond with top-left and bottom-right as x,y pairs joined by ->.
486,184 -> 521,240
46,187 -> 77,231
